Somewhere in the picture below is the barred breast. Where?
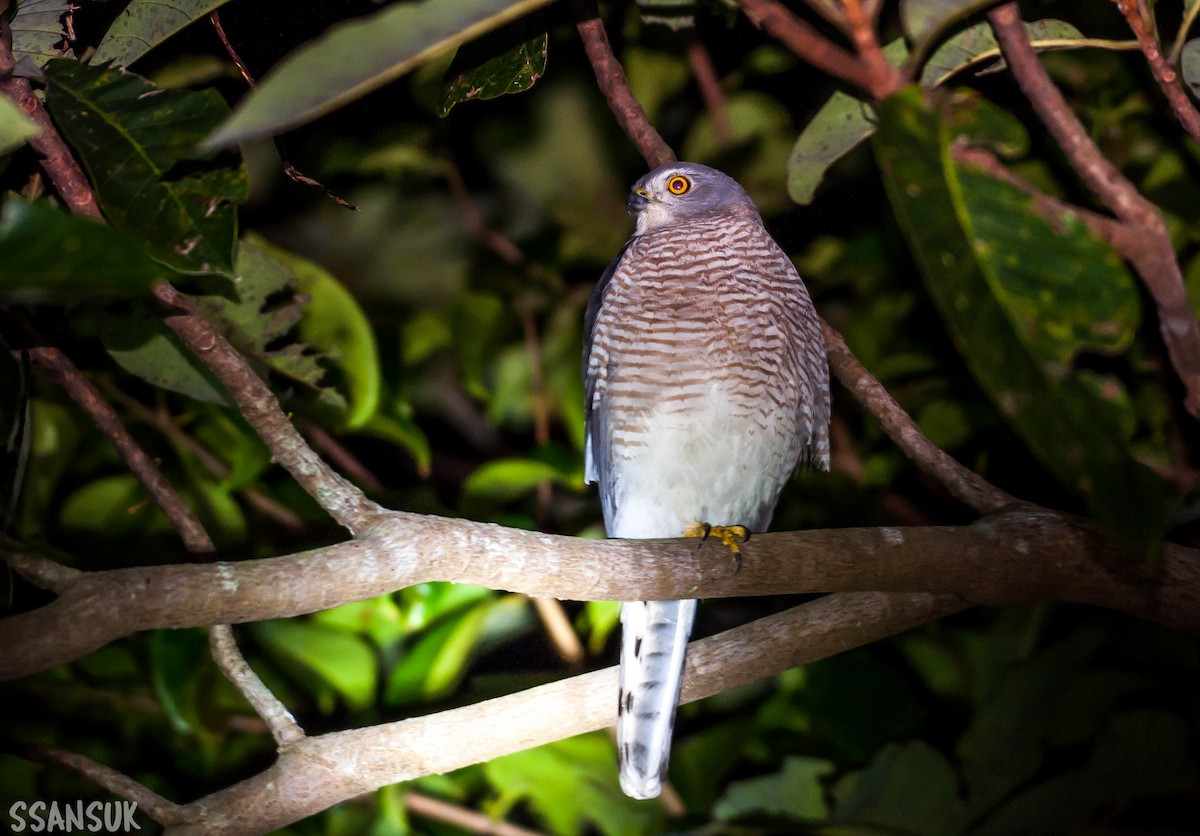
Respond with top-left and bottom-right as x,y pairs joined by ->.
587,204 -> 829,541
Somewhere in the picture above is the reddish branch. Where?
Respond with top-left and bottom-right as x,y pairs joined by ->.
570,0 -> 676,168
989,3 -> 1200,419
25,343 -> 215,555
1110,0 -> 1200,142
687,39 -> 733,148
151,283 -> 381,534
0,16 -> 102,220
734,0 -> 884,99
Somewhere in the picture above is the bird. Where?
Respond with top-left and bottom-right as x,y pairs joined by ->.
583,161 -> 831,800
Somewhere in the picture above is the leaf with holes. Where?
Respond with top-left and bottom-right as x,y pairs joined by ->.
9,0 -> 70,67
43,59 -> 246,276
439,18 -> 547,116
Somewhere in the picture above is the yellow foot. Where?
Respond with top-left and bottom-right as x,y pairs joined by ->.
683,522 -> 750,573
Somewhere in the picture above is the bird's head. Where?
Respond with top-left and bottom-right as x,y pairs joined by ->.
626,162 -> 752,236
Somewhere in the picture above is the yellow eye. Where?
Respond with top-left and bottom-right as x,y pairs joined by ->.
666,175 -> 691,195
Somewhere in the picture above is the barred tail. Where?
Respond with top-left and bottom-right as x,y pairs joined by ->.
617,598 -> 697,799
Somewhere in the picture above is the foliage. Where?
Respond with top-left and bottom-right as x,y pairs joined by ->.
2,0 -> 1200,833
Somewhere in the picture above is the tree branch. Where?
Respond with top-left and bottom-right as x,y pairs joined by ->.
821,322 -> 1023,514
0,14 -> 102,220
24,342 -> 215,556
3,508 -> 1197,681
1110,0 -> 1200,142
20,745 -> 187,826
150,282 -> 382,534
734,0 -> 884,99
164,592 -> 962,835
209,624 -> 305,748
570,0 -> 676,168
988,2 -> 1200,419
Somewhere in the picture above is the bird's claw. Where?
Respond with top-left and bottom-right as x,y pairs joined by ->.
684,522 -> 749,574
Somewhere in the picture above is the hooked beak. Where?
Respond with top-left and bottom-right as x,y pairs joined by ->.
626,187 -> 655,215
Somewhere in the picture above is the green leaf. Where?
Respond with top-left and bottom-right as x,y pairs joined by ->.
484,735 -> 662,835
464,457 -> 571,500
254,619 -> 378,710
1183,38 -> 1200,100
0,199 -> 171,303
874,87 -> 1167,547
438,19 -> 547,116
787,91 -> 877,205
920,20 -> 1086,88
714,756 -> 833,822
386,593 -> 530,704
191,238 -> 346,410
832,741 -> 967,834
248,236 -> 381,429
9,0 -> 69,67
0,94 -> 40,155
786,39 -> 905,206
43,59 -> 247,275
99,304 -> 233,406
92,0 -> 236,67
59,473 -> 168,537
901,0 -> 997,56
362,410 -> 432,479
202,0 -> 559,148
150,628 -> 210,734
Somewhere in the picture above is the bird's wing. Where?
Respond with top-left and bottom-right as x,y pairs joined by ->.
582,239 -> 633,487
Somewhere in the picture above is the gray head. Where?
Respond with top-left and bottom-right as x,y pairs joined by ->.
626,162 -> 754,236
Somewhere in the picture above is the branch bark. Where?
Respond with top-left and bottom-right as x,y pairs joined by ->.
988,2 -> 1200,419
570,0 -> 676,168
150,283 -> 382,534
165,591 -> 962,835
3,508 -> 1197,681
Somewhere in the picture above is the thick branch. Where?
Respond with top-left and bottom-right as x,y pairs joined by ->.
150,283 -> 381,534
822,322 -> 1022,514
167,592 -> 962,835
570,0 -> 676,168
989,3 -> 1200,418
3,508 -> 1197,680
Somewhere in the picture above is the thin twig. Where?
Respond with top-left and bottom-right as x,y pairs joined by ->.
101,385 -> 306,532
687,38 -> 733,149
950,143 -> 1141,255
24,342 -> 215,555
570,0 -> 677,168
1168,0 -> 1200,65
444,158 -> 564,291
20,744 -> 187,826
0,17 -> 102,220
734,0 -> 882,99
1109,0 -> 1200,141
209,624 -> 306,748
988,2 -> 1200,419
406,791 -> 546,836
209,10 -> 356,209
150,282 -> 382,535
301,422 -> 385,494
821,321 -> 1023,514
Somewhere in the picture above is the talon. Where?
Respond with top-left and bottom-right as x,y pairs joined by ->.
684,522 -> 750,574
